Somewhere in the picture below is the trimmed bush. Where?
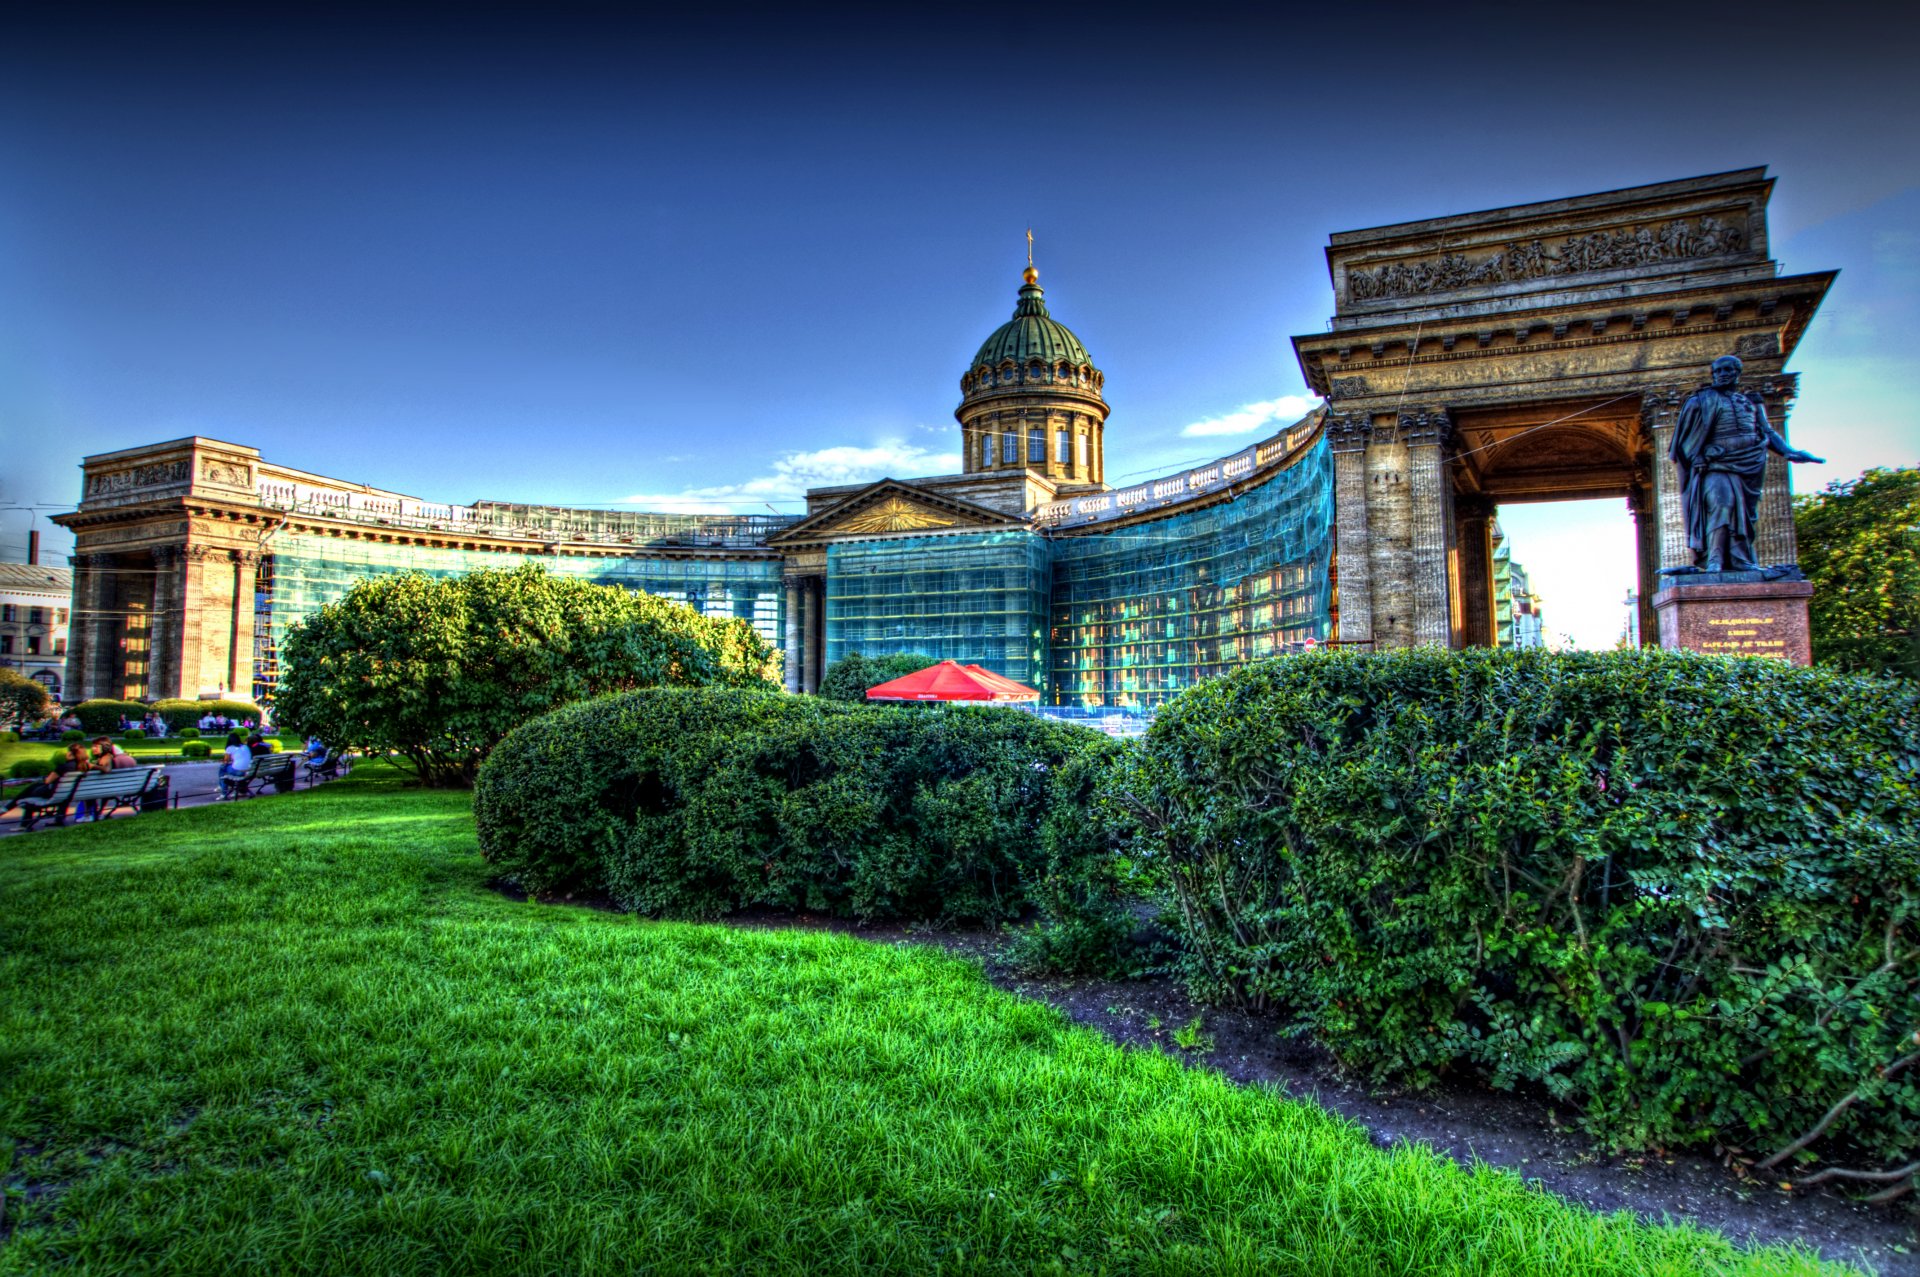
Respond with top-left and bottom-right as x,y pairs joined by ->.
9,759 -> 48,779
817,652 -> 939,703
179,727 -> 200,739
181,741 -> 213,758
149,699 -> 263,733
120,729 -> 146,741
73,699 -> 147,735
1121,646 -> 1920,1178
60,729 -> 86,742
476,687 -> 1122,926
2,730 -> 18,743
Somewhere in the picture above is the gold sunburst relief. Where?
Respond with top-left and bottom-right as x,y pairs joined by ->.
833,496 -> 957,534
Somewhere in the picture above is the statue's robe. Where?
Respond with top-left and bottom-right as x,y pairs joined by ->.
1668,386 -> 1790,560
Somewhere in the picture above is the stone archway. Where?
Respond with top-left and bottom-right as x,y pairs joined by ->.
1293,168 -> 1832,651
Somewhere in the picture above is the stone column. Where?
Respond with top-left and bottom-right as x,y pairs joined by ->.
1754,373 -> 1801,568
797,580 -> 813,694
1642,387 -> 1691,572
230,551 -> 261,700
1453,493 -> 1497,649
177,545 -> 224,699
783,577 -> 802,693
63,555 -> 95,701
147,546 -> 183,700
79,553 -> 120,700
1327,413 -> 1373,646
1401,410 -> 1454,647
1629,483 -> 1660,647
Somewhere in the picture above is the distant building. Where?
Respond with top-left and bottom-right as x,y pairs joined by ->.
0,553 -> 74,700
1491,524 -> 1546,650
1619,590 -> 1642,648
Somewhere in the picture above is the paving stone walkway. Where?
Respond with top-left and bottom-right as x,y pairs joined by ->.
0,759 -> 340,836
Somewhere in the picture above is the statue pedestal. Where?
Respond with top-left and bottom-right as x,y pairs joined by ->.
1651,573 -> 1813,665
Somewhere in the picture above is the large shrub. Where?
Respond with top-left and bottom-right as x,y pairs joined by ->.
72,699 -> 147,735
817,652 -> 939,702
1121,647 -> 1920,1181
0,668 -> 50,728
475,687 -> 1121,926
273,564 -> 780,788
1796,466 -> 1920,679
149,699 -> 263,733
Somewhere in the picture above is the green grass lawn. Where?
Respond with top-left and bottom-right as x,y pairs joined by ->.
0,767 -> 1854,1275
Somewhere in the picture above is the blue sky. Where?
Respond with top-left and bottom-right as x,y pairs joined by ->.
3,3 -> 1915,647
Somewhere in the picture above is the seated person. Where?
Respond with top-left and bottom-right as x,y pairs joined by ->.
8,743 -> 92,808
247,731 -> 274,755
218,731 -> 254,799
306,735 -> 328,762
198,713 -> 215,731
91,736 -> 137,770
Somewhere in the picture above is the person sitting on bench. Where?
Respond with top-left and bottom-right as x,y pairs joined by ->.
13,743 -> 91,807
218,731 -> 254,800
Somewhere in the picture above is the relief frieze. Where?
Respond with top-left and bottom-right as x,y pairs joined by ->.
84,460 -> 191,498
199,458 -> 254,487
1346,215 -> 1748,302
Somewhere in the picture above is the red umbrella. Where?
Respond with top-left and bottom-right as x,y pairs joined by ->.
864,659 -> 1041,702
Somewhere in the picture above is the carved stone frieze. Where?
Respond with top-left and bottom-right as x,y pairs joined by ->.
831,496 -> 958,534
199,458 -> 254,488
1328,376 -> 1370,399
1347,215 -> 1749,302
84,460 -> 191,499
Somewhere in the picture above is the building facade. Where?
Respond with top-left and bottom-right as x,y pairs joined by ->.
52,170 -> 1830,708
0,561 -> 73,699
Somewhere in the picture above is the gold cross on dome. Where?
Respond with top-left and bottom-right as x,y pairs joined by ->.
1026,228 -> 1034,268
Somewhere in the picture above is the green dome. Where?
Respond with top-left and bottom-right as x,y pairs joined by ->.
971,275 -> 1093,370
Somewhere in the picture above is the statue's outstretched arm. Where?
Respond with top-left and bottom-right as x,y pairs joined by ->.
1756,398 -> 1825,465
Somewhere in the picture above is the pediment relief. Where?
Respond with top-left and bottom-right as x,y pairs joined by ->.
830,496 -> 959,534
769,480 -> 1021,545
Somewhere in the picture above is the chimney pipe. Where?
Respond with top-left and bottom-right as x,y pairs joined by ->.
27,530 -> 38,566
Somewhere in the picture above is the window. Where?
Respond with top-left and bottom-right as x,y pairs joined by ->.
29,607 -> 45,625
1028,429 -> 1044,463
1077,433 -> 1089,468
1056,429 -> 1070,464
0,635 -> 10,654
55,638 -> 66,655
26,637 -> 39,655
0,605 -> 12,622
56,608 -> 68,623
1001,434 -> 1018,465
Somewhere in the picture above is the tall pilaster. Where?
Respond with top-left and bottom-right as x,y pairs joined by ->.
1327,413 -> 1373,646
1642,387 -> 1690,572
148,546 -> 184,700
1754,372 -> 1801,568
1401,409 -> 1454,647
177,545 -> 226,699
230,551 -> 261,699
1629,483 -> 1660,647
1453,493 -> 1497,649
798,580 -> 818,694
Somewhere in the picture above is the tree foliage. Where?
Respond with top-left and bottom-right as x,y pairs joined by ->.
816,651 -> 940,702
272,564 -> 780,787
1795,466 -> 1920,679
1123,646 -> 1920,1181
0,668 -> 50,728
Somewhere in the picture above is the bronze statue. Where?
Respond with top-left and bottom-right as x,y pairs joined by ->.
1667,354 -> 1823,574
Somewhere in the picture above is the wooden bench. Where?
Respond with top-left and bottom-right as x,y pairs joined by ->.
303,750 -> 348,785
223,752 -> 299,799
12,766 -> 167,830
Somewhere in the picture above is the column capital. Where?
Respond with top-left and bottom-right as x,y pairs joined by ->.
1398,408 -> 1453,447
1326,412 -> 1373,453
78,552 -> 116,569
183,544 -> 227,563
151,545 -> 183,566
1454,492 -> 1497,520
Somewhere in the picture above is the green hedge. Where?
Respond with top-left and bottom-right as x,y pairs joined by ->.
179,728 -> 200,739
8,759 -> 47,779
60,730 -> 86,742
475,687 -> 1125,927
72,699 -> 146,735
1121,646 -> 1920,1176
149,699 -> 263,733
181,741 -> 213,758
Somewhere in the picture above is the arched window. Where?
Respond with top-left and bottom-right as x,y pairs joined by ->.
1028,429 -> 1044,463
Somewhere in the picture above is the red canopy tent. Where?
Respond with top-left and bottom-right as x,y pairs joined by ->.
864,659 -> 1042,703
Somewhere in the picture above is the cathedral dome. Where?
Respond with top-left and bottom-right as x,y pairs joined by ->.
971,268 -> 1094,369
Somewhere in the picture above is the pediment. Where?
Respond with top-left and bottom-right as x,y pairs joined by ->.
767,479 -> 1024,545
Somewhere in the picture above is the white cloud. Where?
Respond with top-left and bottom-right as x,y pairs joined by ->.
1180,394 -> 1321,439
617,439 -> 962,512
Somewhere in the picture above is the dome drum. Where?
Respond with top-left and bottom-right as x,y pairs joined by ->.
957,268 -> 1109,488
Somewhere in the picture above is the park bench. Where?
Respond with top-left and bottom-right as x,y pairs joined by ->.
224,752 -> 299,799
303,750 -> 348,785
13,766 -> 167,830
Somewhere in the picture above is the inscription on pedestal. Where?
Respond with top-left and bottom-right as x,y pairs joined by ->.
1651,578 -> 1813,666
